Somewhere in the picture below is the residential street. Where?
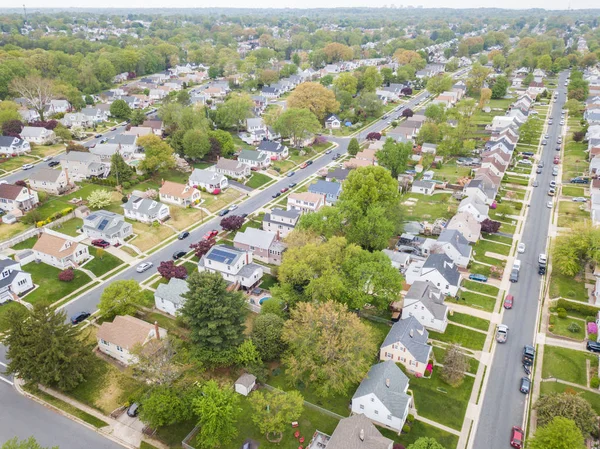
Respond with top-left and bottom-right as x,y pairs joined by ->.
472,71 -> 569,449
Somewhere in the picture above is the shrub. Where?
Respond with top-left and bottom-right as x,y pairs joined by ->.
402,424 -> 411,433
122,196 -> 128,203
557,299 -> 600,318
549,315 -> 556,325
123,181 -> 131,189
58,269 -> 75,282
407,414 -> 415,423
568,322 -> 582,333
589,333 -> 598,342
586,316 -> 596,323
591,376 -> 600,389
557,308 -> 568,319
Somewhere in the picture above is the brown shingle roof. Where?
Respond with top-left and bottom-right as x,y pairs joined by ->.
32,233 -> 79,259
97,315 -> 164,351
159,181 -> 197,199
0,184 -> 27,200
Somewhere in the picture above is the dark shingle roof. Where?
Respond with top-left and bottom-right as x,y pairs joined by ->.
422,253 -> 461,286
352,361 -> 410,418
381,316 -> 432,364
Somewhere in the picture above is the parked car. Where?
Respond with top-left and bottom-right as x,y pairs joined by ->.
136,262 -> 153,273
519,377 -> 531,394
94,134 -> 102,138
218,209 -> 229,217
538,161 -> 544,168
572,197 -> 587,202
280,187 -> 289,193
299,162 -> 308,169
21,164 -> 33,170
535,167 -> 542,174
549,180 -> 557,189
533,180 -> 539,187
553,157 -> 560,164
468,273 -> 488,283
91,239 -> 110,248
518,159 -> 532,166
306,160 -> 313,166
70,311 -> 91,325
126,403 -> 140,417
541,140 -> 547,145
287,171 -> 295,177
522,151 -> 534,157
510,426 -> 524,449
288,183 -> 297,188
517,243 -> 526,253
586,340 -> 600,353
202,230 -> 218,240
325,149 -> 333,154
571,177 -> 589,184
496,324 -> 509,343
178,231 -> 190,240
547,200 -> 553,208
48,160 -> 60,167
172,250 -> 186,260
332,153 -> 340,160
547,188 -> 555,196
240,213 -> 248,219
509,268 -> 519,283
272,192 -> 281,198
504,294 -> 514,309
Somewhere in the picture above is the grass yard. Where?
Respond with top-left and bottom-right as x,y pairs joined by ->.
53,218 -> 84,237
461,279 -> 500,296
29,144 -> 66,159
542,346 -> 597,386
0,222 -> 32,243
451,290 -> 496,313
363,319 -> 393,347
0,154 -> 38,172
0,300 -> 27,332
36,185 -> 122,222
204,189 -> 244,214
168,207 -> 207,232
468,262 -> 492,279
549,272 -> 589,302
139,311 -> 189,339
140,442 -> 161,449
272,159 -> 296,173
431,345 -> 479,374
11,236 -> 38,250
82,247 -> 124,277
561,141 -> 588,182
430,163 -> 472,183
540,382 -> 600,414
473,239 -> 511,257
259,274 -> 278,290
408,368 -> 474,430
483,233 -> 513,245
557,201 -> 590,227
561,186 -> 585,197
402,193 -> 458,222
130,222 -> 175,252
448,312 -> 490,331
23,262 -> 92,306
246,173 -> 272,189
429,323 -> 486,351
548,315 -> 586,341
385,420 -> 459,449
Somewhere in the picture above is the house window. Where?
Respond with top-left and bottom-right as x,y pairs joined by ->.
360,404 -> 364,410
374,410 -> 379,415
100,339 -> 109,346
116,346 -> 123,352
387,415 -> 392,421
371,398 -> 374,402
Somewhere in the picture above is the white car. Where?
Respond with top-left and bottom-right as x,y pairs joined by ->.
229,204 -> 238,211
136,262 -> 153,273
518,243 -> 526,254
518,159 -> 533,166
572,197 -> 587,203
547,201 -> 553,208
560,120 -> 565,125
21,164 -> 33,170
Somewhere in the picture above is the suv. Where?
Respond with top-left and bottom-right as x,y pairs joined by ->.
523,345 -> 535,366
509,268 -> 519,283
468,273 -> 488,283
587,340 -> 600,353
519,377 -> 531,394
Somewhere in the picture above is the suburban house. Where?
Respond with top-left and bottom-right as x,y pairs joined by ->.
446,211 -> 481,243
210,158 -> 251,179
262,208 -> 301,238
89,144 -> 123,160
405,253 -> 461,296
82,210 -> 133,244
188,168 -> 228,193
411,180 -> 436,195
159,181 -> 201,208
325,114 -> 342,129
458,196 -> 490,222
142,120 -> 164,136
325,168 -> 351,183
351,360 -> 412,433
0,184 -> 39,214
382,249 -> 412,270
464,178 -> 497,205
61,112 -> 94,128
0,136 -> 31,155
430,229 -> 472,268
0,258 -> 33,304
154,278 -> 189,316
20,127 -> 55,145
246,117 -> 266,134
233,228 -> 286,265
257,140 -> 289,160
97,315 -> 167,366
123,195 -> 170,223
107,134 -> 138,154
402,281 -> 448,333
379,316 -> 433,376
287,192 -> 325,214
261,86 -> 280,99
32,232 -> 89,269
308,180 -> 342,205
123,126 -> 153,138
198,244 -> 264,290
80,107 -> 109,124
28,168 -> 72,195
314,414 -> 393,449
238,149 -> 271,169
47,99 -> 70,114
60,152 -> 108,181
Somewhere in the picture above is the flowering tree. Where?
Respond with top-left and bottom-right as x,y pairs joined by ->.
157,261 -> 188,280
58,269 -> 75,282
366,132 -> 382,141
190,238 -> 215,259
220,215 -> 245,232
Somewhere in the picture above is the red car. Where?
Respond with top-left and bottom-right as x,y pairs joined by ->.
504,294 -> 514,309
91,239 -> 110,248
553,157 -> 560,164
280,187 -> 289,193
203,230 -> 218,240
299,162 -> 308,169
510,426 -> 524,448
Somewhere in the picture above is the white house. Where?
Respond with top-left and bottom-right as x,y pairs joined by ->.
0,258 -> 34,304
402,281 -> 448,333
458,196 -> 490,222
20,127 -> 55,145
351,361 -> 412,433
238,149 -> 271,169
431,229 -> 472,268
262,208 -> 301,238
32,232 -> 89,269
60,152 -> 108,181
325,114 -> 342,129
446,211 -> 481,243
210,158 -> 251,179
154,277 -> 189,316
188,168 -> 228,193
159,181 -> 201,207
257,140 -> 289,160
28,168 -> 72,195
379,316 -> 433,376
405,253 -> 461,296
382,249 -> 412,270
198,244 -> 263,290
0,183 -> 39,214
411,180 -> 436,195
234,373 -> 257,396
0,136 -> 31,155
287,192 -> 325,214
97,316 -> 167,366
82,210 -> 133,244
122,195 -> 170,223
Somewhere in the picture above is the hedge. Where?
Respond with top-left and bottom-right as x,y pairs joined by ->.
36,207 -> 74,228
556,299 -> 600,318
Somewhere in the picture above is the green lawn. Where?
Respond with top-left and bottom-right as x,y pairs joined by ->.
540,382 -> 600,414
384,419 -> 459,449
483,233 -> 513,245
548,315 -> 586,341
54,218 -> 84,237
23,262 -> 92,306
473,239 -> 511,258
245,172 -> 272,189
35,184 -> 116,221
259,274 -> 278,290
561,186 -> 585,197
430,163 -> 472,183
139,311 -> 189,339
82,247 -> 124,277
450,290 -> 496,312
402,193 -> 458,222
557,201 -> 590,228
0,300 -> 27,332
11,236 -> 38,250
549,272 -> 589,302
448,312 -> 490,331
429,323 -> 486,351
154,419 -> 196,448
542,346 -> 597,386
461,279 -> 500,297
431,345 -> 479,375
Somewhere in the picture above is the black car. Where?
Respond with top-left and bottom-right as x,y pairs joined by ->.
173,250 -> 186,260
272,192 -> 281,198
218,209 -> 229,217
538,266 -> 547,275
94,134 -> 102,138
306,160 -> 313,166
71,311 -> 91,325
519,377 -> 531,394
48,161 -> 60,167
240,213 -> 248,219
288,183 -> 297,188
126,402 -> 140,417
587,340 -> 600,353
332,153 -> 340,160
178,231 -> 190,240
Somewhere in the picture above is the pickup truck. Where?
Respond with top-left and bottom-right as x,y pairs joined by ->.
523,345 -> 535,366
496,324 -> 509,343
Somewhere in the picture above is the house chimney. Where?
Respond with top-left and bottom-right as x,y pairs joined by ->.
154,321 -> 160,340
409,329 -> 414,338
64,168 -> 70,187
246,252 -> 249,265
385,378 -> 390,388
359,429 -> 365,441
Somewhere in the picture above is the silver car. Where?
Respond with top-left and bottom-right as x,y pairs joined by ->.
136,262 -> 154,273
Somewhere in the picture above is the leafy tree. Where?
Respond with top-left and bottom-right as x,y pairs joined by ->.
360,66 -> 384,92
517,118 -> 537,145
139,385 -> 193,429
416,123 -> 441,145
424,103 -> 446,124
481,218 -> 501,234
87,189 -> 113,209
492,54 -> 506,70
138,135 -> 176,174
281,301 -> 376,397
356,92 -> 383,118
251,390 -> 304,437
58,269 -> 74,282
260,298 -> 286,318
288,82 -> 340,121
377,138 -> 412,178
401,87 -> 413,96
2,437 -> 58,449
2,305 -> 93,391
407,438 -> 445,449
568,71 -> 589,102
2,119 -> 23,136
333,73 -> 358,95
53,125 -> 71,142
491,76 -> 509,99
176,90 -> 191,106
220,215 -> 244,231
190,238 -> 215,259
10,75 -> 55,121
131,336 -> 184,386
527,417 -> 586,449
573,131 -> 585,142
273,108 -> 321,148
130,109 -> 146,126
426,74 -> 453,96
441,344 -> 469,386
182,129 -> 210,160
564,99 -> 582,117
479,88 -> 492,109
181,271 -> 248,351
467,63 -> 491,96
109,99 -> 132,121
209,129 -> 235,158
534,392 -> 597,436
98,280 -> 144,320
157,260 -> 188,280
252,313 -> 286,361
402,108 -> 414,118
0,101 -> 22,127
193,380 -> 241,449
347,138 -> 360,156
319,75 -> 334,87
366,132 -> 381,141
393,49 -> 425,67
216,93 -> 253,131
110,152 -> 134,185
322,42 -> 353,62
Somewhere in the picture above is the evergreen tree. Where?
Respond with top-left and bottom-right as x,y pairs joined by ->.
110,152 -> 134,185
347,138 -> 360,156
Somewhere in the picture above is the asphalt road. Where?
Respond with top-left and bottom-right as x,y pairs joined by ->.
472,71 -> 569,449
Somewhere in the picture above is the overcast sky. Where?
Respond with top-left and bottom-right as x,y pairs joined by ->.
18,0 -> 600,11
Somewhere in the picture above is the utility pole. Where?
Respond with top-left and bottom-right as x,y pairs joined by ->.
23,4 -> 28,23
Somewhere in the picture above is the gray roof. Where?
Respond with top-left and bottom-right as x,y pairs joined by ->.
413,180 -> 435,189
28,168 -> 62,183
326,168 -> 351,181
189,168 -> 225,185
437,229 -> 471,258
0,136 -> 24,147
235,373 -> 257,388
459,196 -> 489,216
83,210 -> 128,235
381,316 -> 432,364
422,253 -> 461,287
246,118 -> 264,128
155,278 -> 189,306
90,144 -> 121,157
234,228 -> 277,250
238,262 -> 263,278
326,414 -> 393,449
239,149 -> 268,163
352,361 -> 411,418
110,134 -> 137,145
404,280 -> 448,321
0,269 -> 23,290
62,151 -> 100,163
271,208 -> 301,220
215,158 -> 248,173
382,249 -> 411,265
21,127 -> 48,138
81,107 -> 103,116
0,258 -> 19,271
309,180 -> 341,198
258,140 -> 286,153
123,195 -> 167,216
325,113 -> 341,122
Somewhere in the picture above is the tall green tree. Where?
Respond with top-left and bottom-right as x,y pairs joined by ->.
109,99 -> 132,121
182,129 -> 211,160
110,152 -> 134,185
181,271 -> 248,352
491,76 -> 509,99
273,108 -> 321,148
216,93 -> 253,131
209,129 -> 235,158
407,438 -> 445,449
139,385 -> 193,429
424,103 -> 446,123
527,417 -> 586,449
130,109 -> 146,126
251,313 -> 286,361
288,82 -> 339,121
98,280 -> 144,319
347,138 -> 360,156
534,392 -> 597,436
2,305 -> 94,391
360,66 -> 384,92
377,138 -> 412,178
137,135 -> 176,174
251,390 -> 304,437
426,73 -> 453,96
193,380 -> 241,449
333,72 -> 358,96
